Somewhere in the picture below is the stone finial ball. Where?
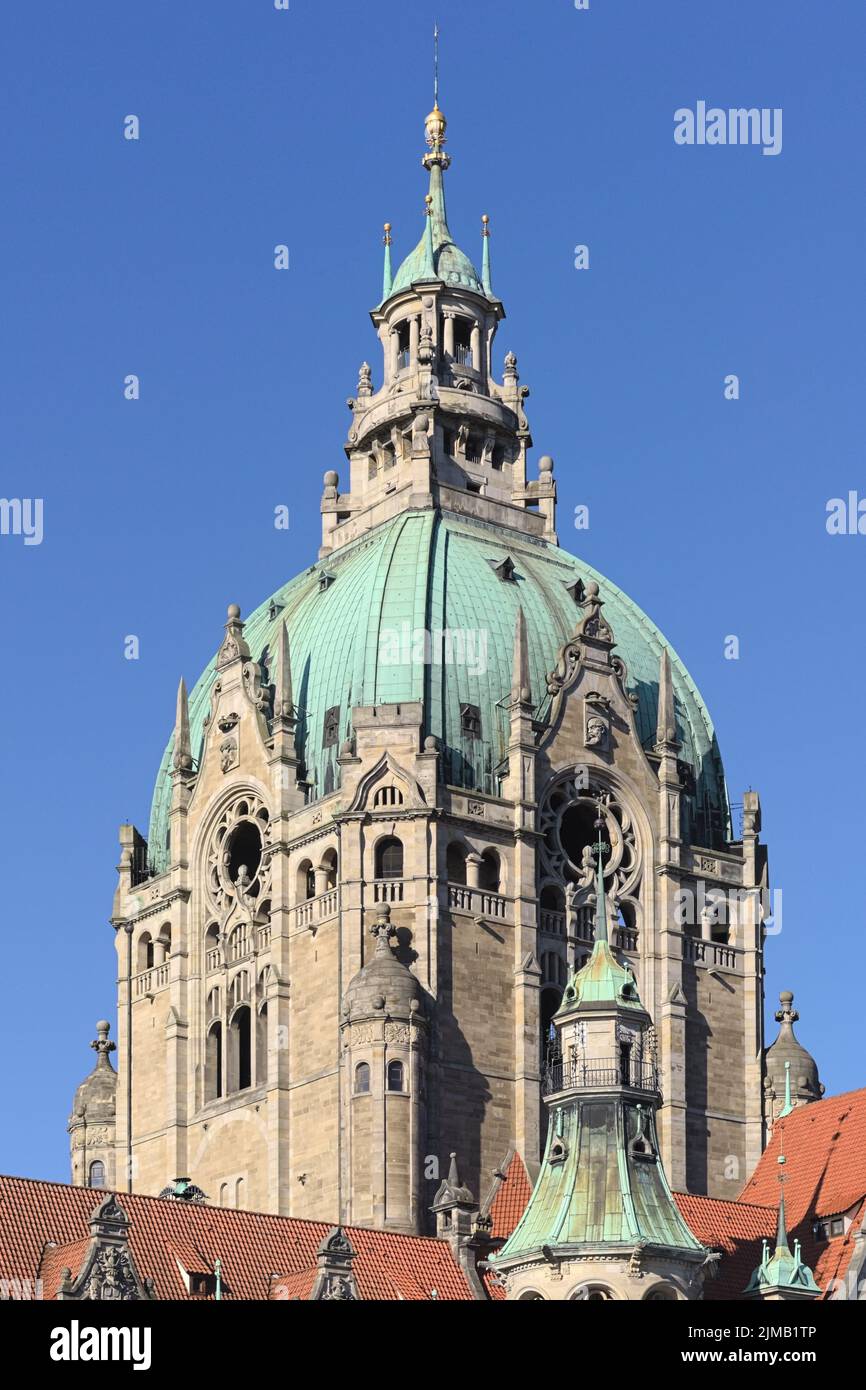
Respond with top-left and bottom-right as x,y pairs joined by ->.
414,413 -> 429,431
538,454 -> 554,474
323,470 -> 339,488
227,604 -> 241,620
586,581 -> 600,597
424,735 -> 438,752
96,1020 -> 110,1033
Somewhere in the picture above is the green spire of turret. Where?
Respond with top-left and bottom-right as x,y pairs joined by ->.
481,214 -> 492,295
593,811 -> 609,945
744,1133 -> 820,1299
778,1059 -> 794,1118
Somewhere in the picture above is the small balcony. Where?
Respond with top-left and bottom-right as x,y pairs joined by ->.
447,883 -> 509,920
132,963 -> 170,998
542,1056 -> 659,1097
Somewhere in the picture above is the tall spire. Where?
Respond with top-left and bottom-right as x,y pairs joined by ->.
172,677 -> 192,775
481,214 -> 492,295
273,619 -> 294,727
656,646 -> 678,747
382,222 -> 393,300
510,606 -> 531,705
593,801 -> 609,945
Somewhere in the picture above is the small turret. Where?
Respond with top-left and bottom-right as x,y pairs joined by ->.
340,906 -> 427,1232
744,1140 -> 820,1301
68,1021 -> 118,1189
764,991 -> 824,1129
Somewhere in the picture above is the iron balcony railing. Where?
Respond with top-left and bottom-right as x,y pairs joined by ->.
542,1056 -> 659,1097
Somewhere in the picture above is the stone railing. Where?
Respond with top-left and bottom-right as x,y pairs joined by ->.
133,963 -> 170,998
680,934 -> 740,971
540,909 -> 566,936
373,878 -> 405,904
292,888 -> 340,930
447,884 -> 509,920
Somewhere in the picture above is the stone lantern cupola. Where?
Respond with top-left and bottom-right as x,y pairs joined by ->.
321,93 -> 557,558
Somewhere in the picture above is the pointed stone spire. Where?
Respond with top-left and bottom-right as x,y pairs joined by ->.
481,213 -> 492,295
172,677 -> 193,775
656,646 -> 679,748
510,606 -> 532,705
272,619 -> 295,727
382,222 -> 393,300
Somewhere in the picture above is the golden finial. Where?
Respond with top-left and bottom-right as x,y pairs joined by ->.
424,193 -> 434,217
383,222 -> 392,245
482,213 -> 490,236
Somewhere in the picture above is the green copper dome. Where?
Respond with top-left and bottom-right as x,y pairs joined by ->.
147,509 -> 728,874
386,162 -> 490,302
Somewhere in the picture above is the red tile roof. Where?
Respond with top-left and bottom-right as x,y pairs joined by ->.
484,1152 -> 533,1242
740,1088 -> 866,1221
673,1191 -> 863,1301
0,1174 -> 476,1302
673,1193 -> 777,1300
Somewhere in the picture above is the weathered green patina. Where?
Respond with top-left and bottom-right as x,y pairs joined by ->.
147,508 -> 728,873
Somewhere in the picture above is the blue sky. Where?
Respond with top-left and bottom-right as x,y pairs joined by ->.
1,0 -> 863,1182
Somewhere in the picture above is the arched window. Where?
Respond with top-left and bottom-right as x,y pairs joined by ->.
478,849 -> 501,892
446,841 -> 468,885
320,847 -> 338,889
229,1006 -> 251,1092
569,1284 -> 615,1301
256,1003 -> 268,1087
206,1022 -> 223,1102
354,1062 -> 371,1094
88,1160 -> 106,1189
375,837 -> 403,880
137,931 -> 154,973
297,858 -> 315,900
387,1060 -> 405,1092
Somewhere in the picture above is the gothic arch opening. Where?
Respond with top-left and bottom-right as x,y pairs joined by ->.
478,849 -> 501,892
297,858 -> 315,901
229,1005 -> 251,1093
256,1003 -> 268,1086
226,820 -> 262,885
446,841 -> 468,884
206,1021 -> 223,1102
136,931 -> 154,973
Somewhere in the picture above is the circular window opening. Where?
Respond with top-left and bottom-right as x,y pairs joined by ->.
226,821 -> 262,885
560,803 -> 604,874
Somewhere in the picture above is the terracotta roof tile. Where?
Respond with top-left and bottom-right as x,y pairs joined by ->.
740,1088 -> 866,1221
483,1152 -> 533,1242
0,1174 -> 476,1302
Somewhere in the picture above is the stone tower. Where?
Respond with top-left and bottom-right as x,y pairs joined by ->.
68,1021 -> 118,1189
489,821 -> 709,1300
91,94 -> 770,1225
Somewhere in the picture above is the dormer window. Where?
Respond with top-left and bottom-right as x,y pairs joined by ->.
461,703 -> 482,739
397,321 -> 411,370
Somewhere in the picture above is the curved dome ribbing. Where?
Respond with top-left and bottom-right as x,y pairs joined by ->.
147,510 -> 728,874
